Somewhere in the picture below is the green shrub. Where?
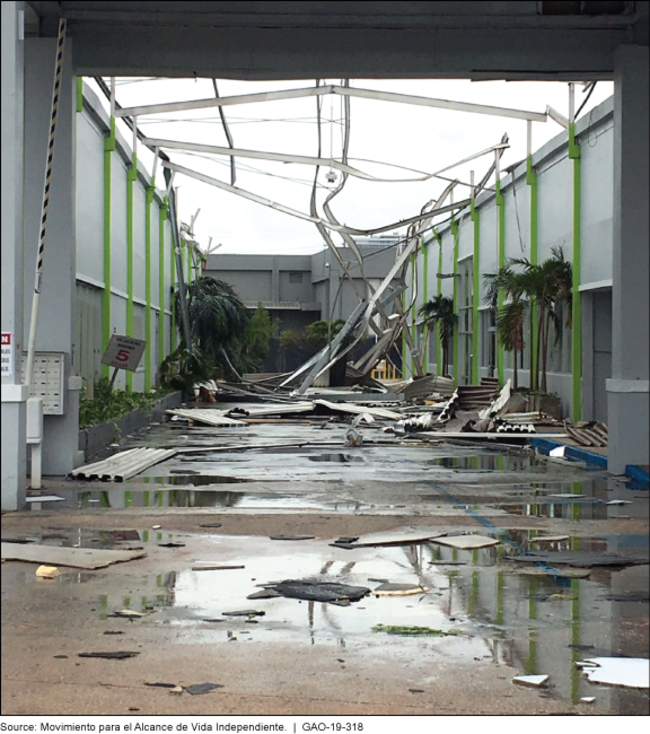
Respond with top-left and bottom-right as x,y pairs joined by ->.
79,378 -> 171,429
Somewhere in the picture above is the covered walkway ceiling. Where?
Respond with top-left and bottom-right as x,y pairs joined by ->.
27,1 -> 648,80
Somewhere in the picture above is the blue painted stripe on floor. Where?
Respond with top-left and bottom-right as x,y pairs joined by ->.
433,484 -> 574,586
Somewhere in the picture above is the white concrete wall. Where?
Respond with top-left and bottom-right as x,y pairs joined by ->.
74,83 -> 177,394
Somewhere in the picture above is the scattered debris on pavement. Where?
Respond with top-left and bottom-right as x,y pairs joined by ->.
264,580 -> 370,605
269,535 -> 316,541
183,682 -> 224,696
372,624 -> 465,637
78,651 -> 140,660
578,658 -> 649,689
512,674 -> 549,688
372,582 -> 429,596
1,542 -> 145,570
35,565 -> 60,579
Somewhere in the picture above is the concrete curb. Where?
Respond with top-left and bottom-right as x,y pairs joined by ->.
528,437 -> 608,469
78,391 -> 182,461
625,464 -> 650,487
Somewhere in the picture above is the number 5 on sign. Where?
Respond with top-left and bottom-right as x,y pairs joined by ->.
101,335 -> 146,386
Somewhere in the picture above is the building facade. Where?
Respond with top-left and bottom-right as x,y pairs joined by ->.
404,97 -> 616,425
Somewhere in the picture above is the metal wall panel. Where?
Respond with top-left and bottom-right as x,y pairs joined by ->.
75,115 -> 105,284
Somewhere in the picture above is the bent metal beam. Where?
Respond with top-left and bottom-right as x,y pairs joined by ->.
118,84 -> 548,123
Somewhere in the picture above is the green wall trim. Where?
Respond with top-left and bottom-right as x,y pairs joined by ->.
158,202 -> 168,377
470,201 -> 480,384
496,179 -> 505,385
125,153 -> 137,391
410,252 -> 416,374
572,155 -> 582,421
144,185 -> 154,392
526,157 -> 539,382
568,122 -> 581,160
186,241 -> 193,283
170,211 -> 177,352
401,284 -> 408,378
104,118 -> 116,153
422,238 -> 429,367
101,119 -> 116,379
434,230 -> 443,374
75,77 -> 83,113
450,219 -> 459,384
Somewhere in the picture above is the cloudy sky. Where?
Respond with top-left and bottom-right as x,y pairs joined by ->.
90,77 -> 613,256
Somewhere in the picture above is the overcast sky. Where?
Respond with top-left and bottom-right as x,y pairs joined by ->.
90,77 -> 613,256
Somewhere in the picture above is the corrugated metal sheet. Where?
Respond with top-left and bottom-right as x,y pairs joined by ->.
166,408 -> 248,427
71,447 -> 177,481
313,399 -> 402,421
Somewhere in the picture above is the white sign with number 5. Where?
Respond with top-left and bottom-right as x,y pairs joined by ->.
101,334 -> 146,372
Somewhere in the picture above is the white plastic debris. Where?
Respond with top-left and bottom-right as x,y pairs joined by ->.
580,697 -> 596,704
606,500 -> 631,506
549,446 -> 566,458
352,413 -> 375,427
513,674 -> 549,688
35,565 -> 60,579
578,658 -> 649,689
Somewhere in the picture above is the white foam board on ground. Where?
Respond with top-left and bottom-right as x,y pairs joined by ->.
1,543 -> 146,570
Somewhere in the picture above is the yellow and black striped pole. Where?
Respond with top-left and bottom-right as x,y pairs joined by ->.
24,18 -> 67,387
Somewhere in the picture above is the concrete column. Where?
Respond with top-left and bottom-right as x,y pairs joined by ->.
1,1 -> 27,510
607,45 -> 649,474
22,36 -> 79,476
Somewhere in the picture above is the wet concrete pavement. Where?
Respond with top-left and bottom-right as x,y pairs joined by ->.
2,412 -> 649,715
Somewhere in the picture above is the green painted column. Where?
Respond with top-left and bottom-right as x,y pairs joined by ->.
526,157 -> 539,386
101,118 -> 116,380
434,231 -> 443,374
75,77 -> 83,113
186,242 -> 193,284
496,180 -> 506,386
401,286 -> 408,378
451,219 -> 459,383
569,123 -> 582,421
471,202 -> 480,385
170,223 -> 177,352
125,153 -> 137,391
158,199 -> 168,375
144,184 -> 154,391
410,252 -> 416,374
422,238 -> 429,368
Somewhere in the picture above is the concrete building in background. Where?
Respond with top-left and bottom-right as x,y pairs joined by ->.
205,240 -> 402,337
2,2 -> 648,510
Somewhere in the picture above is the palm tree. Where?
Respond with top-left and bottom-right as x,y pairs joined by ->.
161,276 -> 251,387
418,295 -> 456,376
510,247 -> 573,392
484,266 -> 527,389
486,248 -> 573,393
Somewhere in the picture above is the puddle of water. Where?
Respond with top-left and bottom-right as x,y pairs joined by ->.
155,540 -> 487,659
157,475 -> 249,486
425,455 -> 545,471
33,488 -> 365,513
